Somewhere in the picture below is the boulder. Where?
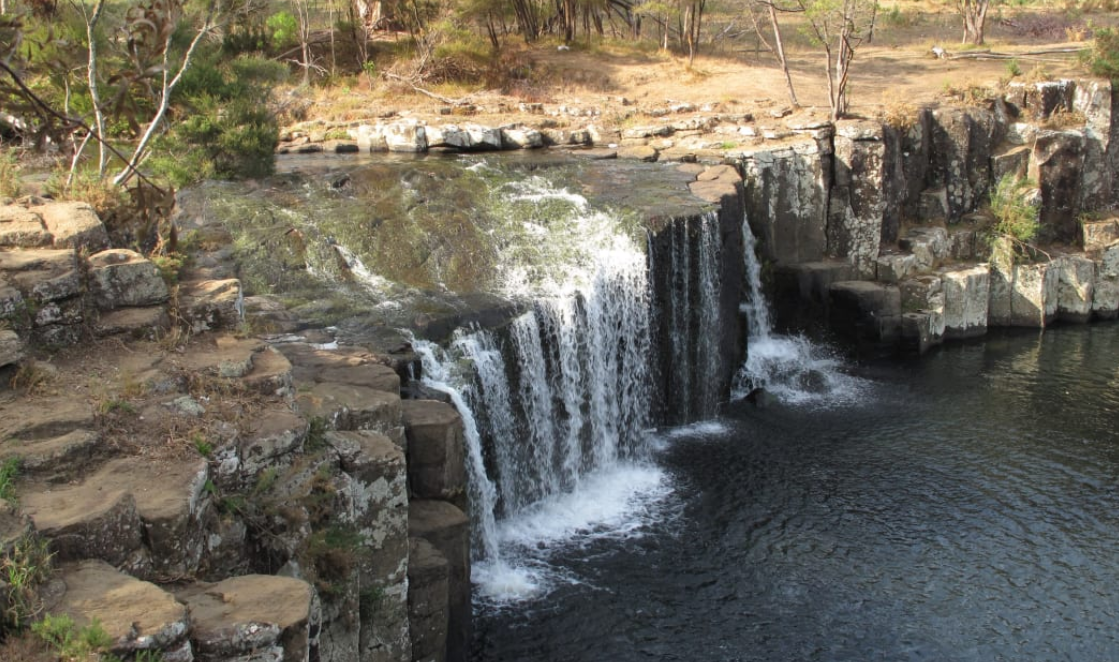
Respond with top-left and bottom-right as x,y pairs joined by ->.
0,328 -> 24,367
0,429 -> 100,484
35,201 -> 110,250
178,574 -> 317,662
875,253 -> 916,283
87,249 -> 169,310
93,306 -> 169,338
928,106 -> 999,222
52,560 -> 191,659
1072,78 -> 1116,209
235,408 -> 308,481
385,120 -> 428,153
242,345 -> 294,396
617,145 -> 658,162
21,482 -> 146,569
352,124 -> 388,152
402,400 -> 466,503
0,205 -> 50,247
940,264 -> 989,338
990,145 -> 1031,182
1006,80 -> 1074,120
501,127 -> 544,149
327,430 -> 410,662
947,228 -> 980,261
1054,253 -> 1095,323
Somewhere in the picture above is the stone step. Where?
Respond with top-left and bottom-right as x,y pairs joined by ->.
0,394 -> 95,443
241,345 -> 294,396
408,537 -> 449,662
210,405 -> 308,490
176,574 -> 316,662
93,306 -> 170,338
0,248 -> 81,304
20,456 -> 210,578
409,500 -> 470,662
171,335 -> 264,379
0,205 -> 51,248
296,381 -> 402,434
401,400 -> 465,504
179,278 -> 243,332
278,343 -> 401,395
0,328 -> 25,367
87,248 -> 169,310
33,201 -> 110,251
0,429 -> 101,483
48,559 -> 192,660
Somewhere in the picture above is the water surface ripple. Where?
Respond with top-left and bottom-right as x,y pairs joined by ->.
473,324 -> 1119,661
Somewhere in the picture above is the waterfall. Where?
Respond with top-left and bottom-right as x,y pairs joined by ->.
733,216 -> 863,405
414,198 -> 668,603
659,211 -> 724,422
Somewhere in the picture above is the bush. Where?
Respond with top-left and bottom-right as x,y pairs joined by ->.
150,55 -> 285,187
1083,27 -> 1119,81
988,175 -> 1040,265
266,11 -> 299,50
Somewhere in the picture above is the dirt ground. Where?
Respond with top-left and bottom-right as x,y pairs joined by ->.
304,5 -> 1107,127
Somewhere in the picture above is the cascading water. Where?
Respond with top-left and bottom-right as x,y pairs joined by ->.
415,178 -> 673,604
733,215 -> 864,404
658,211 -> 724,423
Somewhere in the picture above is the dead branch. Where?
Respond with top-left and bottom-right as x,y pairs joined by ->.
381,71 -> 471,105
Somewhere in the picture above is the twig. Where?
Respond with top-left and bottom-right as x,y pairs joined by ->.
381,72 -> 471,106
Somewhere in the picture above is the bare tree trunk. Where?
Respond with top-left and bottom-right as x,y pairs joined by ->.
75,0 -> 108,176
767,3 -> 798,107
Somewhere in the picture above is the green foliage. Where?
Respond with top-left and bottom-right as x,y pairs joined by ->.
1,534 -> 52,632
31,614 -> 113,659
149,55 -> 285,187
305,417 -> 329,451
193,434 -> 214,458
266,11 -> 300,50
0,150 -> 22,199
1006,59 -> 1022,78
1082,28 -> 1119,81
0,457 -> 20,503
988,175 -> 1040,265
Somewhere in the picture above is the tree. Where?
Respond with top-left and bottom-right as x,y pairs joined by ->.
796,0 -> 874,121
957,0 -> 988,45
748,0 -> 799,107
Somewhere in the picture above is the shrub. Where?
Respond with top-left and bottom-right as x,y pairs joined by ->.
266,11 -> 299,50
988,175 -> 1040,265
1083,27 -> 1119,81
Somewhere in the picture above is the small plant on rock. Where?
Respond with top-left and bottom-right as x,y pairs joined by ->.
1,534 -> 52,632
987,175 -> 1042,266
0,457 -> 20,503
31,614 -> 113,660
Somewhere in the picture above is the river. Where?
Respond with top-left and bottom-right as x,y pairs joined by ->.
472,323 -> 1119,661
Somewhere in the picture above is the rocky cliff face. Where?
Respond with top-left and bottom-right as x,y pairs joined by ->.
0,203 -> 474,662
738,78 -> 1119,353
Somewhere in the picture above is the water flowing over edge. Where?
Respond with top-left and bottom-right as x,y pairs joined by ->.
733,214 -> 868,407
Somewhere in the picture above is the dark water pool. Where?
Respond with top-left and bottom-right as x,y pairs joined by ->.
473,323 -> 1119,661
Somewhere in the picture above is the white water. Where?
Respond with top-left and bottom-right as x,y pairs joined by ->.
733,216 -> 865,405
414,181 -> 668,604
